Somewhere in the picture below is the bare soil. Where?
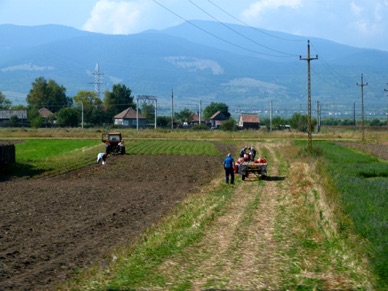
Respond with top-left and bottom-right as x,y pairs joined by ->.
0,143 -> 232,290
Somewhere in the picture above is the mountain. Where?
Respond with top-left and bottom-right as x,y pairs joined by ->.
0,21 -> 387,118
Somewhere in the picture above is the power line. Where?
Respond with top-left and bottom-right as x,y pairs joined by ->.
310,44 -> 354,81
187,0 -> 296,57
152,0 -> 295,58
208,0 -> 305,43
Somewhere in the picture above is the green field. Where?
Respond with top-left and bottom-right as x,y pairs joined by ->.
4,139 -> 224,178
317,141 -> 388,287
8,139 -> 100,177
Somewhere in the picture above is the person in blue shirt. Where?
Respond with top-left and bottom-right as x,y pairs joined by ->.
223,153 -> 235,184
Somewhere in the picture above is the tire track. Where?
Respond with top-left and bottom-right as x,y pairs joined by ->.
157,143 -> 287,290
223,143 -> 286,289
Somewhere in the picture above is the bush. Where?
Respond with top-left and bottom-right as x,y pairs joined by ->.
220,119 -> 236,131
192,124 -> 208,131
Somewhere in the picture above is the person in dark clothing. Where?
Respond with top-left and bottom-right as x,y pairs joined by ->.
250,147 -> 256,161
223,153 -> 235,184
239,146 -> 248,158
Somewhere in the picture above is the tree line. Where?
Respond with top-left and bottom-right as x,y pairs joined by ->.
0,77 -> 232,128
1,76 -> 386,129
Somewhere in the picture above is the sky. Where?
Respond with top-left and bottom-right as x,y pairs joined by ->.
0,0 -> 387,51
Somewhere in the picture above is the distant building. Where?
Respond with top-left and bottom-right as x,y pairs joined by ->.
190,113 -> 205,125
38,107 -> 54,118
238,113 -> 260,130
0,110 -> 28,126
114,107 -> 146,128
209,111 -> 228,128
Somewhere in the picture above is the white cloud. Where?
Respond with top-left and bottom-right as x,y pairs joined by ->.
349,0 -> 387,36
242,0 -> 302,19
83,0 -> 144,34
350,1 -> 363,16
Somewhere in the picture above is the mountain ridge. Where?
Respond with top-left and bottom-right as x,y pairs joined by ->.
0,21 -> 387,117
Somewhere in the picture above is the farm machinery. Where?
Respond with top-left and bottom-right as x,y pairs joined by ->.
234,154 -> 267,180
102,132 -> 126,155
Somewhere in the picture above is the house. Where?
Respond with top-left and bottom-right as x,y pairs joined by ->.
209,111 -> 228,128
38,107 -> 55,126
114,107 -> 146,128
38,107 -> 54,118
190,113 -> 205,125
0,110 -> 28,126
238,113 -> 260,130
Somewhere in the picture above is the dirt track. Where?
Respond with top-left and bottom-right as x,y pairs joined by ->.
0,144 -> 232,290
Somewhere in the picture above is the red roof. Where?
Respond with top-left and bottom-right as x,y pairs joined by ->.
114,107 -> 145,119
191,114 -> 199,122
38,107 -> 53,118
240,114 -> 260,123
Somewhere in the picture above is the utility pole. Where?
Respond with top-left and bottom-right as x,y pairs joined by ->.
357,74 -> 368,141
316,100 -> 320,133
270,100 -> 273,131
353,101 -> 356,132
171,89 -> 174,130
136,95 -> 158,130
81,102 -> 84,129
199,99 -> 202,125
300,40 -> 318,150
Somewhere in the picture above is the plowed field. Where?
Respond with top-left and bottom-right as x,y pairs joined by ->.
0,144 -> 232,290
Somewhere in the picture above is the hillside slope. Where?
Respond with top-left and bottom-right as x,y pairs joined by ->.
0,22 -> 387,116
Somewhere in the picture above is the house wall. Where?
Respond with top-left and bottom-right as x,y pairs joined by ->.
242,123 -> 260,130
238,117 -> 243,127
114,118 -> 146,128
0,110 -> 28,125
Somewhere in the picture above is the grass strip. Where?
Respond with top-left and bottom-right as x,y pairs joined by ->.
275,142 -> 375,289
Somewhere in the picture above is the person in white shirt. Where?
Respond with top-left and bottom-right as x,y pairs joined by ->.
97,153 -> 108,165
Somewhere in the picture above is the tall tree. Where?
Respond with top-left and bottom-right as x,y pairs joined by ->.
175,108 -> 194,125
73,90 -> 104,124
290,113 -> 316,132
26,77 -> 71,113
203,102 -> 231,119
103,84 -> 136,117
56,107 -> 80,127
141,102 -> 155,124
0,91 -> 12,109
